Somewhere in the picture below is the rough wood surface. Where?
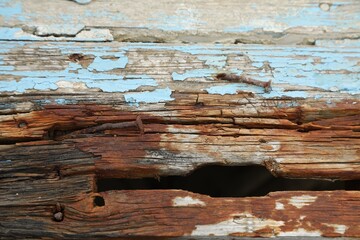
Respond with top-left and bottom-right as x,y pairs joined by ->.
1,189 -> 360,238
1,0 -> 360,44
1,2 -> 360,237
1,41 -> 359,180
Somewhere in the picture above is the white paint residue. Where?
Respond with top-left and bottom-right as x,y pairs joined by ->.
267,141 -> 281,151
275,201 -> 284,210
191,213 -> 284,236
289,195 -> 317,209
56,81 -> 89,91
323,223 -> 348,235
278,228 -> 322,237
172,196 -> 206,207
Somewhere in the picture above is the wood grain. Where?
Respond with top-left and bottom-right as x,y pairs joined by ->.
0,0 -> 360,44
1,41 -> 359,180
1,190 -> 359,238
0,39 -> 359,238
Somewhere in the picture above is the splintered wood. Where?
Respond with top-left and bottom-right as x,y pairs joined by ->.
1,0 -> 360,237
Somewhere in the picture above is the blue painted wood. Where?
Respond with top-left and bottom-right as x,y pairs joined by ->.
0,42 -> 359,106
0,0 -> 359,43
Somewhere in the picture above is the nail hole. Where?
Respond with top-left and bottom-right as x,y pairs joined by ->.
259,138 -> 267,143
53,212 -> 64,222
195,102 -> 204,108
17,121 -> 27,128
94,196 -> 105,207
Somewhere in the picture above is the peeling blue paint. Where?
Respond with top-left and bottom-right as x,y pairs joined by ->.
1,42 -> 359,99
88,55 -> 128,71
0,65 -> 158,93
0,45 -> 155,93
172,69 -> 215,81
124,88 -> 174,106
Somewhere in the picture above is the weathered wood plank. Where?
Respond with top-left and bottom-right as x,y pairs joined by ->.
0,0 -> 359,44
1,190 -> 359,238
0,41 -> 359,238
0,41 -> 359,180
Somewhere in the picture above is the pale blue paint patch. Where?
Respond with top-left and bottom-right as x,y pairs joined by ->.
197,55 -> 227,68
0,0 -> 24,21
55,98 -> 67,104
124,88 -> 174,106
0,77 -> 39,92
88,55 -> 128,71
230,68 -> 243,75
224,26 -> 256,33
0,48 -> 154,93
172,69 -> 215,81
0,27 -> 37,41
0,65 -> 14,70
276,4 -> 360,30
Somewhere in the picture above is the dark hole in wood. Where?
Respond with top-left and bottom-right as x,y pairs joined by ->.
17,121 -> 27,128
94,196 -> 105,207
97,165 -> 360,197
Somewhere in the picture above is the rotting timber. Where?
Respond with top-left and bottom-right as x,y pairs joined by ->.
1,41 -> 360,238
1,0 -> 360,237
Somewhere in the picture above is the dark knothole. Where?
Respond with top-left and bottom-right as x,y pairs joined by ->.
94,195 -> 105,207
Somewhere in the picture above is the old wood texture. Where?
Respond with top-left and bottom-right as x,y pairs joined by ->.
1,41 -> 359,180
1,0 -> 360,238
1,0 -> 360,44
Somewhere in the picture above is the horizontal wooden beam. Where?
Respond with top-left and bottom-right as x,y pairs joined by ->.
1,190 -> 359,238
1,41 -> 359,180
1,41 -> 359,238
1,0 -> 360,44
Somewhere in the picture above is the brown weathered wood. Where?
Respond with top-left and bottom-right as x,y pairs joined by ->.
0,36 -> 359,238
1,103 -> 360,180
1,190 -> 359,238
